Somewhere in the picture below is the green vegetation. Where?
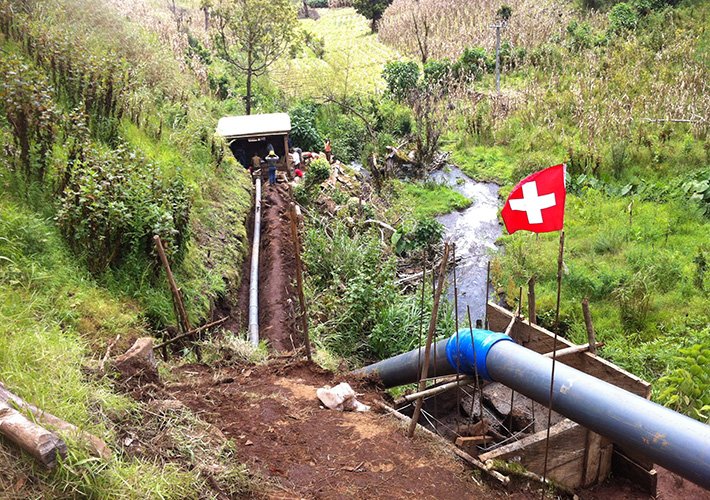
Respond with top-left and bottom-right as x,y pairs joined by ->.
2,0 -> 710,496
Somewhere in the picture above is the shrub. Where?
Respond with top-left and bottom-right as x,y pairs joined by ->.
289,101 -> 323,152
608,3 -> 639,36
382,60 -> 420,101
422,59 -> 453,87
454,46 -> 492,82
55,144 -> 191,273
658,342 -> 710,422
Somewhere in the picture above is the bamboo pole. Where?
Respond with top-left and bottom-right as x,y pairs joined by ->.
289,203 -> 311,360
582,298 -> 597,355
397,376 -> 476,404
467,305 -> 484,423
408,242 -> 450,438
541,230 -> 566,497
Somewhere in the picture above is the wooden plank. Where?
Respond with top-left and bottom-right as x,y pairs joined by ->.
456,436 -> 493,445
480,419 -> 586,474
582,430 -> 603,486
612,448 -> 657,496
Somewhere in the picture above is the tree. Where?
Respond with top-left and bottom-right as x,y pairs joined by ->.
212,0 -> 297,114
352,0 -> 392,33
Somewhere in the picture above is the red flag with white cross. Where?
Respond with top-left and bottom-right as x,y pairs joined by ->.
501,164 -> 566,234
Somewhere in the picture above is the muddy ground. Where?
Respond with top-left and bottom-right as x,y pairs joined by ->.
150,181 -> 709,499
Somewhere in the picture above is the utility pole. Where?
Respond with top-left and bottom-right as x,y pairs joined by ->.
490,21 -> 506,93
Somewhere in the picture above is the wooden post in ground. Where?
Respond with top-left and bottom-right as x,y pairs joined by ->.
290,203 -> 311,360
582,298 -> 597,355
408,242 -> 450,438
528,276 -> 536,325
154,235 -> 200,360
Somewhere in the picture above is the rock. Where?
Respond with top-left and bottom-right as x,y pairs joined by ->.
317,382 -> 369,412
113,338 -> 159,384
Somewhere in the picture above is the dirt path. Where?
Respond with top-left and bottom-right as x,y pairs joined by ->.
167,357 -> 539,500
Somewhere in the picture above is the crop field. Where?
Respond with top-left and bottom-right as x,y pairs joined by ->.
271,8 -> 404,97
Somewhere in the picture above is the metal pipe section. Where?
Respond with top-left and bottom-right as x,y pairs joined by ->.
248,178 -> 262,345
357,329 -> 710,490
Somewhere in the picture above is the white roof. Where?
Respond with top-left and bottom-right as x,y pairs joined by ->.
216,113 -> 291,139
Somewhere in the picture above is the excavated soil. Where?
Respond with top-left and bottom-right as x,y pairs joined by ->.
167,357 -> 541,500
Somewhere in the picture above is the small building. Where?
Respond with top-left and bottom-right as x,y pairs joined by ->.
216,113 -> 291,173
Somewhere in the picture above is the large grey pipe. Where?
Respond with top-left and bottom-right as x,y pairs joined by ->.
248,178 -> 262,345
357,329 -> 710,490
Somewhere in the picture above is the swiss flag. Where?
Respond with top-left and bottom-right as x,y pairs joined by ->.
501,164 -> 566,234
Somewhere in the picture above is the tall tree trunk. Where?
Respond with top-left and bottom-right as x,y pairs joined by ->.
203,7 -> 209,30
246,70 -> 252,115
302,0 -> 309,18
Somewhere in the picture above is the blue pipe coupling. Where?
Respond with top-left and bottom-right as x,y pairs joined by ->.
445,329 -> 514,381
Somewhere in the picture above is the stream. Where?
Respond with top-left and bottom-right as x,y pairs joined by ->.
430,167 -> 503,325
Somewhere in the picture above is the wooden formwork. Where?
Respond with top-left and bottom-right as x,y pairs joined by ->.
482,303 -> 656,493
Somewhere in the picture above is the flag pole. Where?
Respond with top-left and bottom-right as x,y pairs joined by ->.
540,229 -> 565,497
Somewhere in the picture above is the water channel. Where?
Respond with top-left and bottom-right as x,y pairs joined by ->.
430,167 -> 503,324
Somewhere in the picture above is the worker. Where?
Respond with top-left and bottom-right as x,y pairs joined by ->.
324,138 -> 332,163
294,146 -> 303,167
251,152 -> 261,171
265,150 -> 279,186
290,148 -> 301,172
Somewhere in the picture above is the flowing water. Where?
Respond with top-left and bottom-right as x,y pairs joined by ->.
430,167 -> 503,325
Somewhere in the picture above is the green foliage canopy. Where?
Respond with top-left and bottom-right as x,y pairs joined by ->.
212,0 -> 297,114
352,0 -> 393,33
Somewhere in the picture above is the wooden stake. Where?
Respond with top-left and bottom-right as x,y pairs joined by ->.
484,260 -> 491,329
541,230 -> 566,498
582,298 -> 597,355
467,305 -> 484,423
528,276 -> 536,325
289,203 -> 311,360
154,235 -> 191,334
452,244 -> 461,428
408,242 -> 450,438
154,235 -> 200,360
154,317 -> 229,350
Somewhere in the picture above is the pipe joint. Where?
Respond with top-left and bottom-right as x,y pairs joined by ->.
445,329 -> 514,381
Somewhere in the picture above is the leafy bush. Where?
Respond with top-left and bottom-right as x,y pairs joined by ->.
658,342 -> 710,422
454,46 -> 492,81
56,143 -> 191,272
382,60 -> 420,101
289,101 -> 323,152
423,59 -> 453,87
608,3 -> 639,36
392,218 -> 445,255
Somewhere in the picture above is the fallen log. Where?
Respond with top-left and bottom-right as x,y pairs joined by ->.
0,401 -> 67,467
0,383 -> 111,459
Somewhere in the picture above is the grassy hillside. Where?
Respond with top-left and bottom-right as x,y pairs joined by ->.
0,0 -> 254,496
